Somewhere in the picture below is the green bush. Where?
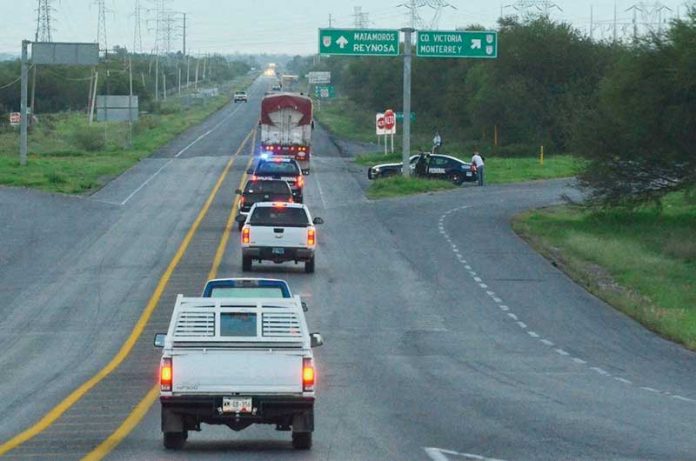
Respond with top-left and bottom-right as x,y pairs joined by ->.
70,125 -> 105,151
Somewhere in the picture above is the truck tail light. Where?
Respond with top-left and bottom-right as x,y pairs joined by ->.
307,228 -> 316,246
242,227 -> 250,244
296,176 -> 304,188
160,358 -> 173,391
302,358 -> 315,391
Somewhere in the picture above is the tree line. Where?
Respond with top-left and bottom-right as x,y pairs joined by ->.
290,10 -> 695,205
0,48 -> 250,118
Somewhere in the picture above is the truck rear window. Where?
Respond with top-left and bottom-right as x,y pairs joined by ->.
256,162 -> 299,176
249,207 -> 309,227
210,287 -> 284,298
244,180 -> 291,194
220,313 -> 257,337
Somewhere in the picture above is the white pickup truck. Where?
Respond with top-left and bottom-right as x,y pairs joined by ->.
236,202 -> 323,273
154,295 -> 323,450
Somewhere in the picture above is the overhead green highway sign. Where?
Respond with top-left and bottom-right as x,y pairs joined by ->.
319,29 -> 400,56
416,31 -> 498,58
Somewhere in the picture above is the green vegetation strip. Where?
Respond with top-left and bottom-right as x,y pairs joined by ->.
513,193 -> 696,349
367,176 -> 456,200
0,77 -> 254,194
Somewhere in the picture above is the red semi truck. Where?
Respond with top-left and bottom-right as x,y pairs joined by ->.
259,93 -> 313,174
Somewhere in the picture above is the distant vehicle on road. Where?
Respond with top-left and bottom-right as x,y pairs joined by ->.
367,153 -> 477,185
271,84 -> 282,91
233,91 -> 248,103
248,157 -> 304,203
154,295 -> 323,450
236,178 -> 294,230
237,202 -> 323,273
259,92 -> 313,174
202,277 -> 292,298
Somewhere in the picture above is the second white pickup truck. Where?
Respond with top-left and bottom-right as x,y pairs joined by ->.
236,202 -> 323,273
154,295 -> 323,450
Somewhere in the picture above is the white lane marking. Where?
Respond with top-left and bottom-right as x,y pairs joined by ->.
121,102 -> 245,206
424,447 -> 508,461
312,166 -> 328,209
438,205 -> 693,406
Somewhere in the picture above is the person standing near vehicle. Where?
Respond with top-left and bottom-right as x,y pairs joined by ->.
432,130 -> 442,154
471,149 -> 485,186
415,152 -> 428,177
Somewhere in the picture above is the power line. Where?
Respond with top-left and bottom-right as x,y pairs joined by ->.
397,0 -> 456,29
353,6 -> 370,28
504,0 -> 562,21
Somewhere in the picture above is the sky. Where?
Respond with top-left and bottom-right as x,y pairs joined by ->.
0,0 -> 691,56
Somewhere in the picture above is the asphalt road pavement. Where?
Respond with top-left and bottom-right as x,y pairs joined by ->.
1,79 -> 695,460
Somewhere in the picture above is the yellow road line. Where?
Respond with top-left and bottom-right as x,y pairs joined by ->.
82,132 -> 257,461
0,129 -> 254,458
207,130 -> 256,281
81,386 -> 159,461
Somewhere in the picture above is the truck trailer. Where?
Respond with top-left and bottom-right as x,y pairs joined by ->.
259,93 -> 313,174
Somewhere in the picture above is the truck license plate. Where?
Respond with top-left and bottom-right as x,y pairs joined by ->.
272,247 -> 285,255
222,397 -> 252,413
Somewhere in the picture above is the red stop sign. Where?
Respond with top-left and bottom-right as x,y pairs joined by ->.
384,109 -> 395,130
377,116 -> 385,129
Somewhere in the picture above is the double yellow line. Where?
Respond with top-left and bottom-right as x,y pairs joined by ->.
0,129 -> 256,459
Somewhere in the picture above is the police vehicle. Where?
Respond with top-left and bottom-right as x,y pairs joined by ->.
367,153 -> 477,185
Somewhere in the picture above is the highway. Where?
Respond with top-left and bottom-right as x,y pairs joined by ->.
1,77 -> 695,460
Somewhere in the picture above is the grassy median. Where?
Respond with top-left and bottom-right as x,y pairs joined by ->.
0,77 -> 254,194
513,193 -> 696,349
367,176 -> 457,199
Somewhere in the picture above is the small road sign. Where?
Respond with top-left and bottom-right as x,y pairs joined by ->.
9,112 -> 21,126
416,31 -> 498,58
319,29 -> 400,56
314,85 -> 335,99
384,109 -> 396,131
307,71 -> 331,84
376,113 -> 386,135
395,112 -> 416,121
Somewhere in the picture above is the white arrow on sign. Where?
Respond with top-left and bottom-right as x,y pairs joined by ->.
336,36 -> 349,48
471,39 -> 482,50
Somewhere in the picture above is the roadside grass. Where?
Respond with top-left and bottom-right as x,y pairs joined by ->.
367,176 -> 456,200
513,192 -> 696,349
314,98 -> 375,143
0,76 -> 254,194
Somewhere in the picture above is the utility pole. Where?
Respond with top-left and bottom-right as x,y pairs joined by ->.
128,55 -> 133,148
401,28 -> 413,177
182,12 -> 187,55
590,5 -> 594,39
186,55 -> 190,88
20,40 -> 29,166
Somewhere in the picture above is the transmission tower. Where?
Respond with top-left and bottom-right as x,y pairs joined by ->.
398,0 -> 456,29
626,1 -> 673,38
506,0 -> 562,21
95,0 -> 109,51
133,0 -> 144,53
35,0 -> 54,42
353,6 -> 370,28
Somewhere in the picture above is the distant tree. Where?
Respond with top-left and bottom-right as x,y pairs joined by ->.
574,9 -> 696,206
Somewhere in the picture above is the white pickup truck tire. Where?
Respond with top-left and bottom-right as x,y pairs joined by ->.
304,257 -> 315,274
163,431 -> 187,450
292,432 -> 312,449
242,255 -> 252,272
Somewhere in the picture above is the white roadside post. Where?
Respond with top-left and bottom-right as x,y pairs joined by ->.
20,40 -> 29,166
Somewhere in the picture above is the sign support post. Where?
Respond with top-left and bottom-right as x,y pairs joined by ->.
401,28 -> 413,177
